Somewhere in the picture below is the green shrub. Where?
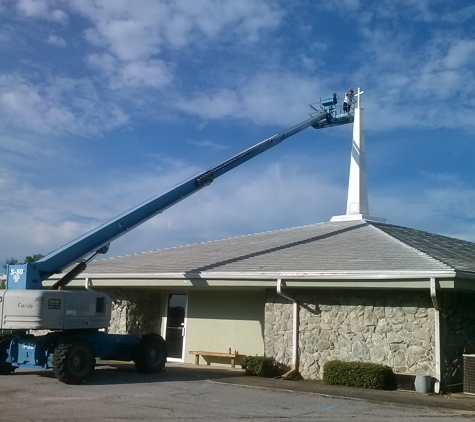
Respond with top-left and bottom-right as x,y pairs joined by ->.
241,356 -> 287,378
323,360 -> 397,390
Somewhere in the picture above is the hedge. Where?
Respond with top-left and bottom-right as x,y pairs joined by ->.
240,356 -> 287,378
323,360 -> 397,390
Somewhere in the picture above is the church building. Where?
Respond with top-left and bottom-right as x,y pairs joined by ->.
54,90 -> 475,393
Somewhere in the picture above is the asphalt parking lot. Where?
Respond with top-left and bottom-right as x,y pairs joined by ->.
1,362 -> 474,421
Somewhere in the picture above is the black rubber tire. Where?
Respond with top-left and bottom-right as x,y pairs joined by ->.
53,338 -> 96,384
0,363 -> 16,375
134,333 -> 168,373
0,340 -> 15,375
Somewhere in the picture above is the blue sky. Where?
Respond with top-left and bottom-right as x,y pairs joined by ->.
1,0 -> 474,267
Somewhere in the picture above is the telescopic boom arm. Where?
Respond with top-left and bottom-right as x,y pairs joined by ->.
7,95 -> 353,290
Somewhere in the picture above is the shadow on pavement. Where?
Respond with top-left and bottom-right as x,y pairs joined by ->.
13,361 -> 246,386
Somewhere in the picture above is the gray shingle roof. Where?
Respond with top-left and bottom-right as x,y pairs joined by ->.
371,222 -> 475,273
83,220 -> 475,277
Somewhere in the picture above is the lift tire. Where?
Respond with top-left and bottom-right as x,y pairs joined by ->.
0,342 -> 15,375
0,363 -> 16,375
134,333 -> 168,373
53,338 -> 96,384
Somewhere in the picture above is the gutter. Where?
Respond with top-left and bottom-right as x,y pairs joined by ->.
46,269 -> 458,281
276,279 -> 302,380
430,277 -> 441,394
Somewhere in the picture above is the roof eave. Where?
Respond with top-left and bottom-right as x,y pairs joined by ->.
47,269 -> 458,280
42,269 -> 475,290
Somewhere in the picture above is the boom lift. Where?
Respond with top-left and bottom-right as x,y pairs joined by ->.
0,94 -> 353,383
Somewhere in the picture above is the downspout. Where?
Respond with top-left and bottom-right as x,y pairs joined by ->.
276,279 -> 303,380
85,277 -> 94,291
430,277 -> 441,394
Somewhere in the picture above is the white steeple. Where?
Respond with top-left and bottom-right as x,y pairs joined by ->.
331,88 -> 385,223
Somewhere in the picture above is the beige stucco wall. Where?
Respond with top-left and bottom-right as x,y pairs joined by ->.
182,289 -> 265,365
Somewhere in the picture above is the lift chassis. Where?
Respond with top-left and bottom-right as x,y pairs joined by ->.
1,93 -> 353,383
0,290 -> 166,383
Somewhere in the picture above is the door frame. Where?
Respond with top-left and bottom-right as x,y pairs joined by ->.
162,292 -> 188,363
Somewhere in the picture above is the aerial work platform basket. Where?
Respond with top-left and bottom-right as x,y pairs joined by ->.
309,93 -> 354,129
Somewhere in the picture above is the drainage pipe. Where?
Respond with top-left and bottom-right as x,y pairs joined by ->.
85,277 -> 94,291
430,277 -> 441,394
276,279 -> 302,380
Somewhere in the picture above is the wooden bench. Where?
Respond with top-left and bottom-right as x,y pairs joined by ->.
189,351 -> 245,368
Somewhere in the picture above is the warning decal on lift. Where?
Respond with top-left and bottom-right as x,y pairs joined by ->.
48,298 -> 61,309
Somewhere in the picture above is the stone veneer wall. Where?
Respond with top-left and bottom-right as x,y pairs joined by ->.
265,288 -> 435,380
99,288 -> 163,335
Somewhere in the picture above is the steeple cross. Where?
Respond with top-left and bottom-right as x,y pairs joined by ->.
354,87 -> 365,109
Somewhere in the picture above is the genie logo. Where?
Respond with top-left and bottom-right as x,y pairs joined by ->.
9,268 -> 24,282
18,302 -> 33,309
21,344 -> 35,350
7,264 -> 29,289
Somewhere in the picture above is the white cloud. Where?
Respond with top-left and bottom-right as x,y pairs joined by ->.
16,0 -> 68,24
176,88 -> 240,120
175,72 -> 329,126
375,197 -> 475,243
443,39 -> 475,69
0,155 -> 200,260
0,74 -> 129,137
238,73 -> 327,125
441,4 -> 475,23
87,53 -> 173,89
72,0 -> 283,89
0,77 -> 65,135
186,139 -> 230,151
83,16 -> 162,62
352,21 -> 475,131
10,0 -> 284,92
120,59 -> 173,88
17,0 -> 48,15
372,173 -> 475,242
47,34 -> 67,47
155,0 -> 283,46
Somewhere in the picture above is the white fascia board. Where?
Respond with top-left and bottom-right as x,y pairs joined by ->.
43,270 -> 463,290
73,269 -> 456,280
49,278 -> 456,290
